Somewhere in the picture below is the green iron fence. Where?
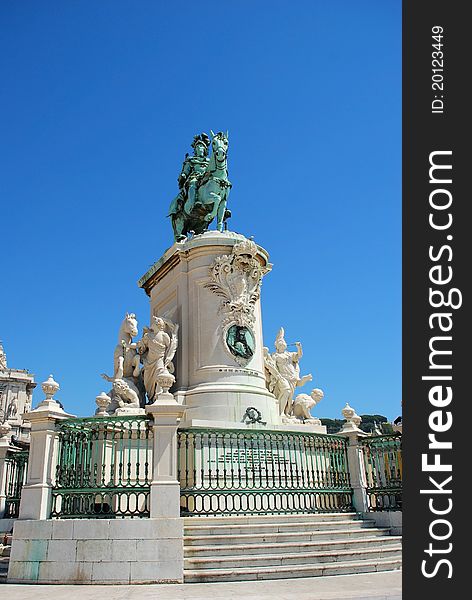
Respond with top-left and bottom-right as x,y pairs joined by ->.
178,428 -> 353,516
51,415 -> 152,519
4,450 -> 29,518
361,434 -> 402,511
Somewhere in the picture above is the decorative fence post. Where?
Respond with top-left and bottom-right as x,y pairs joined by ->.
18,375 -> 74,520
145,375 -> 185,518
0,422 -> 12,519
338,403 -> 369,513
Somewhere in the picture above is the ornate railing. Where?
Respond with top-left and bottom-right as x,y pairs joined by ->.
178,428 -> 352,516
4,450 -> 29,518
51,415 -> 152,519
361,434 -> 402,511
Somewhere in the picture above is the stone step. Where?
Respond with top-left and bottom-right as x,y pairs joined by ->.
184,519 -> 376,536
183,557 -> 402,582
184,535 -> 402,557
184,527 -> 392,546
185,544 -> 402,569
183,512 -> 360,526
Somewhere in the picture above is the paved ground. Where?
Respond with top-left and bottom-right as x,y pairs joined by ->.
3,571 -> 401,599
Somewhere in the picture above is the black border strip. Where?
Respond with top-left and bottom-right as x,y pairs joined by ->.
403,1 -> 468,596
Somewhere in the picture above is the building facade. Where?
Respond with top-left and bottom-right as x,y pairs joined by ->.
0,342 -> 35,444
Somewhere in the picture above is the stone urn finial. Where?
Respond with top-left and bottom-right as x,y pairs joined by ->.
41,374 -> 60,401
342,403 -> 355,421
95,392 -> 111,416
156,370 -> 176,397
340,402 -> 363,434
33,373 -> 66,412
352,413 -> 362,428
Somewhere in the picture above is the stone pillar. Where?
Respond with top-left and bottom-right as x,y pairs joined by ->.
0,422 -> 12,518
338,403 -> 369,513
18,375 -> 75,520
138,232 -> 279,427
146,383 -> 185,518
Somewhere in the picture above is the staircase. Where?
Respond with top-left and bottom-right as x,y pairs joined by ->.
184,513 -> 401,582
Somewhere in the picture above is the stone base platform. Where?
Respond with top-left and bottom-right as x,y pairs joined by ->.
7,518 -> 184,584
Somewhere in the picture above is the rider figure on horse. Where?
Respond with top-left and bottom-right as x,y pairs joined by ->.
168,133 -> 210,240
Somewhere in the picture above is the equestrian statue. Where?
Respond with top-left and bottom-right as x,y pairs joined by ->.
168,130 -> 232,242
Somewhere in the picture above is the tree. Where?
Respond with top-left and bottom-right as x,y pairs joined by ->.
320,414 -> 394,434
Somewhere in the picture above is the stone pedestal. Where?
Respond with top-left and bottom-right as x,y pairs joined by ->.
339,427 -> 369,513
139,231 -> 280,428
19,397 -> 74,520
146,394 -> 185,518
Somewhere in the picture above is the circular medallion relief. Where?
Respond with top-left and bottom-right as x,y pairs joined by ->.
226,325 -> 255,362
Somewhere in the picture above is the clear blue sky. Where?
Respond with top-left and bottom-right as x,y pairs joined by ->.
0,1 -> 401,420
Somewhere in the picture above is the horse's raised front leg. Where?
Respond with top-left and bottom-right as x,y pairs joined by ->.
204,192 -> 221,223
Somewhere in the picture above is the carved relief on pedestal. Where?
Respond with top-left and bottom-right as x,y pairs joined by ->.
204,239 -> 270,366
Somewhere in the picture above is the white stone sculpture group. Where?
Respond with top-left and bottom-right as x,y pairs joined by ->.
97,313 -> 179,415
264,327 -> 324,425
97,313 -> 322,424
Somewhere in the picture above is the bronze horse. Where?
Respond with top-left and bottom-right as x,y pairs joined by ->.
169,131 -> 232,242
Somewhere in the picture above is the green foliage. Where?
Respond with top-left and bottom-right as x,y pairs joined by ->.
380,422 -> 394,434
320,414 -> 393,434
319,418 -> 345,434
359,414 -> 388,423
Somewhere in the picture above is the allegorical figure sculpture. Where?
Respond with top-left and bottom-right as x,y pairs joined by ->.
137,316 -> 179,403
168,131 -> 232,241
98,314 -> 180,414
108,379 -> 141,411
100,313 -> 145,414
102,313 -> 141,382
292,389 -> 324,424
6,394 -> 18,420
263,328 -> 314,421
